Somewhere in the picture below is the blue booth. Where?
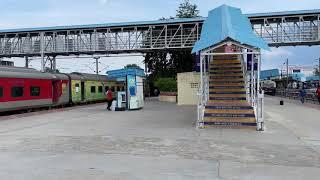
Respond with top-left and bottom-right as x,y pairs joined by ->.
107,68 -> 145,110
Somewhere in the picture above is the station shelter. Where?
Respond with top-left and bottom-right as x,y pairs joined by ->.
107,67 -> 145,110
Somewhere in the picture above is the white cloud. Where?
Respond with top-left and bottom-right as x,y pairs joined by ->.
262,48 -> 293,60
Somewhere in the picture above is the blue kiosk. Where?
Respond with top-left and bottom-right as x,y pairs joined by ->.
107,68 -> 145,110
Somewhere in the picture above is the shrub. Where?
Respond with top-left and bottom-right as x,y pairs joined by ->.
155,78 -> 177,92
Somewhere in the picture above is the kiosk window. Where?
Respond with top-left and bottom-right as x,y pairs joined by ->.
0,87 -> 3,97
98,86 -> 103,93
11,87 -> 24,97
91,86 -> 96,93
30,87 -> 40,96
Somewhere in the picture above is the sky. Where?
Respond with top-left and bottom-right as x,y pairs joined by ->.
1,0 -> 320,73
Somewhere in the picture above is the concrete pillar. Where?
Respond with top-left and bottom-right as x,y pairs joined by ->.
25,56 -> 29,68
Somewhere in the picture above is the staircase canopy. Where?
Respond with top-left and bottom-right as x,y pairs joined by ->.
192,5 -> 270,53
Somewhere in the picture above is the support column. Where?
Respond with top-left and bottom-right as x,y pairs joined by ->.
40,32 -> 45,72
25,56 -> 29,68
94,57 -> 100,75
53,56 -> 57,71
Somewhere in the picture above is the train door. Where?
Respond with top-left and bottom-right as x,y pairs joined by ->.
52,81 -> 60,104
81,82 -> 85,101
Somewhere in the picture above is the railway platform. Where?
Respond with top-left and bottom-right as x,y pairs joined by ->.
0,97 -> 319,179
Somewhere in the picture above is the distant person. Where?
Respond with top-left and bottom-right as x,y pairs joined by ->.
299,88 -> 306,104
316,86 -> 320,104
106,88 -> 113,111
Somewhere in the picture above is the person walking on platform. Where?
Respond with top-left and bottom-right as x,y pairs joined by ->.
106,88 -> 113,111
316,86 -> 320,104
299,88 -> 306,104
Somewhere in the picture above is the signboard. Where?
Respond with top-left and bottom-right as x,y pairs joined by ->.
194,52 -> 209,72
247,54 -> 258,71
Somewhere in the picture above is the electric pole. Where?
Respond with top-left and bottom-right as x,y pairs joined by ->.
286,58 -> 289,97
93,57 -> 100,75
317,58 -> 320,86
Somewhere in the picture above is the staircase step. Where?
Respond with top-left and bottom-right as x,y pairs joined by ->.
210,76 -> 244,79
210,94 -> 246,98
210,71 -> 243,74
209,92 -> 246,94
202,122 -> 257,129
212,56 -> 238,60
210,73 -> 243,76
204,112 -> 255,118
208,100 -> 248,104
205,109 -> 254,114
210,88 -> 246,92
210,79 -> 244,83
203,117 -> 256,123
210,86 -> 245,89
210,97 -> 247,101
206,105 -> 253,110
210,83 -> 245,86
211,67 -> 242,70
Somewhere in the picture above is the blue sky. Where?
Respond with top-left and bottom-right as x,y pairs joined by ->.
1,0 -> 320,72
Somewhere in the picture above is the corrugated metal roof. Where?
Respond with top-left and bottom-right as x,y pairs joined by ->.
192,5 -> 270,53
247,9 -> 320,18
0,17 -> 206,34
0,8 -> 319,34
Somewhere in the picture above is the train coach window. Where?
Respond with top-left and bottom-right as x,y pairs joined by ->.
91,86 -> 96,93
117,86 -> 121,91
11,87 -> 24,98
111,86 -> 115,92
98,86 -> 103,93
0,87 -> 3,97
30,87 -> 40,96
105,86 -> 109,92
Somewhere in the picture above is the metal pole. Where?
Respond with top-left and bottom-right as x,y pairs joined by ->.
53,56 -> 56,71
25,56 -> 29,68
40,32 -> 45,72
286,58 -> 289,97
94,57 -> 100,75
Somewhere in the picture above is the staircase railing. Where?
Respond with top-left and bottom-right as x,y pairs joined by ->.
239,51 -> 264,131
197,55 -> 210,128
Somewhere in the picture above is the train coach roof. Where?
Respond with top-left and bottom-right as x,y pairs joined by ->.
70,72 -> 113,81
0,66 -> 69,80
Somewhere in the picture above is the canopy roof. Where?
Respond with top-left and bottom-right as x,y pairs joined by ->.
192,5 -> 270,53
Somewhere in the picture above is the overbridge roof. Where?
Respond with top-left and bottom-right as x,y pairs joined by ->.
0,9 -> 319,34
192,5 -> 270,53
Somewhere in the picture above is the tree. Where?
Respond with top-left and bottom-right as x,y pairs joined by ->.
314,68 -> 320,76
124,64 -> 141,69
144,0 -> 199,80
176,0 -> 200,18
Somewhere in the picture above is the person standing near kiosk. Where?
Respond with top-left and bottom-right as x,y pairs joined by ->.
106,88 -> 113,111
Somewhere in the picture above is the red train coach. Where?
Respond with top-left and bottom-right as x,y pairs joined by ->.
0,67 -> 70,112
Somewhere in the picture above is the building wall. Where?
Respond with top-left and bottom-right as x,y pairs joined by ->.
177,72 -> 200,105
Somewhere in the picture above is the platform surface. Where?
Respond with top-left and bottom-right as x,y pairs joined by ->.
0,97 -> 319,179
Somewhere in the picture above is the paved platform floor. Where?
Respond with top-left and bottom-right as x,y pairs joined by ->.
0,97 -> 319,179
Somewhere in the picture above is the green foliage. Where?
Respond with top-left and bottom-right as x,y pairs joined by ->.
155,78 -> 177,92
124,64 -> 141,69
176,0 -> 199,18
314,68 -> 320,76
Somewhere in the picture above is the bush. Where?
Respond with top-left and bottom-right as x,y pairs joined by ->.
155,78 -> 177,92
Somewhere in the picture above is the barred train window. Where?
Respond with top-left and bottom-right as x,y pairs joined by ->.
91,86 -> 96,93
98,86 -> 103,93
30,87 -> 40,96
11,87 -> 24,98
0,87 -> 3,97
